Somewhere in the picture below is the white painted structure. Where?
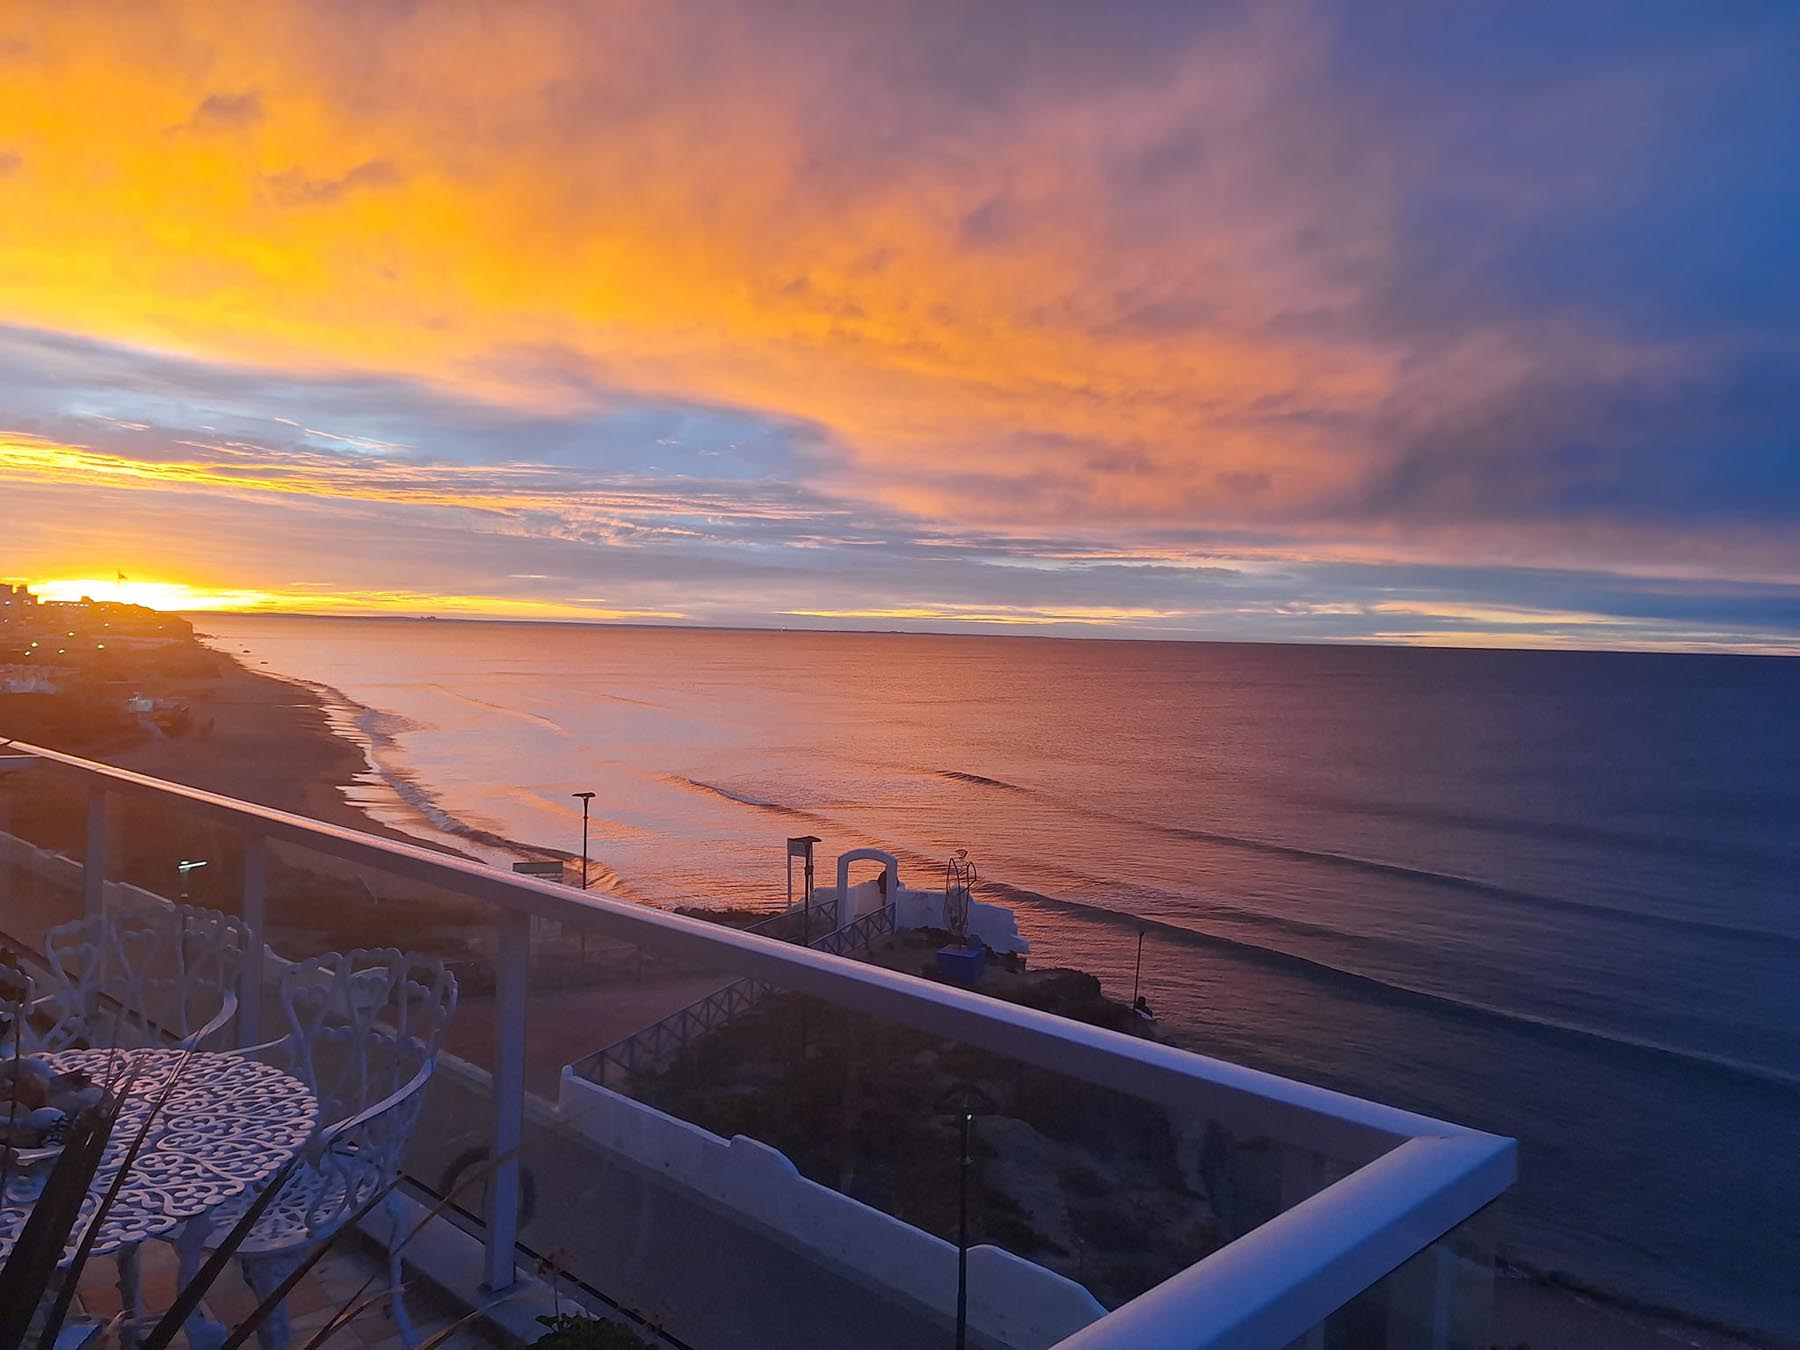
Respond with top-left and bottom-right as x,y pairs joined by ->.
811,846 -> 1031,956
0,739 -> 1516,1348
558,1070 -> 1107,1346
0,665 -> 58,694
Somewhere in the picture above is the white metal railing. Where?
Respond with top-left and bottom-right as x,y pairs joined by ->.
0,739 -> 1516,1347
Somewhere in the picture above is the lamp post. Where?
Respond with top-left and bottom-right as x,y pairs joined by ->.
0,752 -> 39,916
786,836 -> 820,921
176,858 -> 207,903
570,792 -> 595,890
934,1082 -> 996,1350
571,792 -> 596,969
787,837 -> 820,1059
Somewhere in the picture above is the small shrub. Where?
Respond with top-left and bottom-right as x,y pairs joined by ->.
534,1312 -> 654,1349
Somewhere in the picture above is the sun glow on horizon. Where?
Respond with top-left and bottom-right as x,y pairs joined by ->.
29,578 -> 284,612
21,576 -> 686,623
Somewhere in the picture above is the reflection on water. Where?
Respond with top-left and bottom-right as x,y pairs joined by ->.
196,614 -> 1800,1337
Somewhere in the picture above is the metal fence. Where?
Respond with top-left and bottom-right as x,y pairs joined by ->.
574,902 -> 896,1086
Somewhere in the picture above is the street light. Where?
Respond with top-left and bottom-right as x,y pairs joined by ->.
176,858 -> 207,902
787,837 -> 821,1059
934,1081 -> 997,1350
570,792 -> 595,890
786,835 -> 820,926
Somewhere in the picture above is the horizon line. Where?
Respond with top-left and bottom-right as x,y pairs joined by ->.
179,607 -> 1799,661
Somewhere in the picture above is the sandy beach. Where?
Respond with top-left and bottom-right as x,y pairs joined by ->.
102,649 -> 444,850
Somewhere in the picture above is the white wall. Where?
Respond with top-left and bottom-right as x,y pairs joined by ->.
813,880 -> 1030,956
557,1070 -> 1105,1348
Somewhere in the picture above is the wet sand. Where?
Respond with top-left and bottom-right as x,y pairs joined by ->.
103,651 -> 439,850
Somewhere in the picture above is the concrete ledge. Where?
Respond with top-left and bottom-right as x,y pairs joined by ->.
555,1070 -> 1107,1348
355,1190 -> 675,1348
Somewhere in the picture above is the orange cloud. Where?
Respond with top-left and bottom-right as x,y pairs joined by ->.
0,430 -> 833,530
0,2 -> 1413,533
1,0 -> 1793,652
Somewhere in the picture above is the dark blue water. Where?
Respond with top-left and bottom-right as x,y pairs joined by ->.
198,616 -> 1800,1337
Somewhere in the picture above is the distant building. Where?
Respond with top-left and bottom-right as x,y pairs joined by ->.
0,584 -> 38,611
0,664 -> 58,694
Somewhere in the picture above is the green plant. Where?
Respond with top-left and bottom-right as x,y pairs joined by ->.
533,1311 -> 654,1349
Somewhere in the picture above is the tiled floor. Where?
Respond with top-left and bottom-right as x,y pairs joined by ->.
72,1237 -> 499,1350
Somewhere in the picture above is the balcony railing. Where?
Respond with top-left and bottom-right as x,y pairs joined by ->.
0,739 -> 1516,1348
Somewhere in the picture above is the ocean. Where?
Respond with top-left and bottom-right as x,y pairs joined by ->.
195,613 -> 1800,1338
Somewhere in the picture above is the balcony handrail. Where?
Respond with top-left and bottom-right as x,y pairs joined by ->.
1053,1132 -> 1512,1350
4,737 -> 1485,1157
3,738 -> 1517,1346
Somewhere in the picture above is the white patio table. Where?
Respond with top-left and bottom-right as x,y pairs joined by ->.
0,1047 -> 318,1268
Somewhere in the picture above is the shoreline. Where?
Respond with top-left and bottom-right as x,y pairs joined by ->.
91,642 -> 447,853
187,632 -> 621,881
23,643 -> 1782,1349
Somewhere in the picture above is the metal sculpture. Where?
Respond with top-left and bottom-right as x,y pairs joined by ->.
944,849 -> 976,941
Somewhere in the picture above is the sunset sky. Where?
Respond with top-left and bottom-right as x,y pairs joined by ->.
1,2 -> 1796,651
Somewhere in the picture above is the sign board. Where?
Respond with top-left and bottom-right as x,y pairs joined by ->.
512,860 -> 567,878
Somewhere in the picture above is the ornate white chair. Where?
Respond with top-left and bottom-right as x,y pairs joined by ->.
32,905 -> 250,1329
185,949 -> 457,1350
37,904 -> 248,1053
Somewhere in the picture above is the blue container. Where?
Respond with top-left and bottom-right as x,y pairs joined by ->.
935,944 -> 986,984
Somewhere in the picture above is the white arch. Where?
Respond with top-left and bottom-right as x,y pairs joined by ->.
835,847 -> 899,895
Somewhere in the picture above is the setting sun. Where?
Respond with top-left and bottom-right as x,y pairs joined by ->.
26,578 -> 283,611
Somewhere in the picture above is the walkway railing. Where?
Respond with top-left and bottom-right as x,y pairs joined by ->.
742,897 -> 839,944
574,903 -> 895,1086
811,901 -> 894,956
0,739 -> 1516,1348
576,975 -> 772,1086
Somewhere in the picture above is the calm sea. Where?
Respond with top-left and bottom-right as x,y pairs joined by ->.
195,614 -> 1800,1337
